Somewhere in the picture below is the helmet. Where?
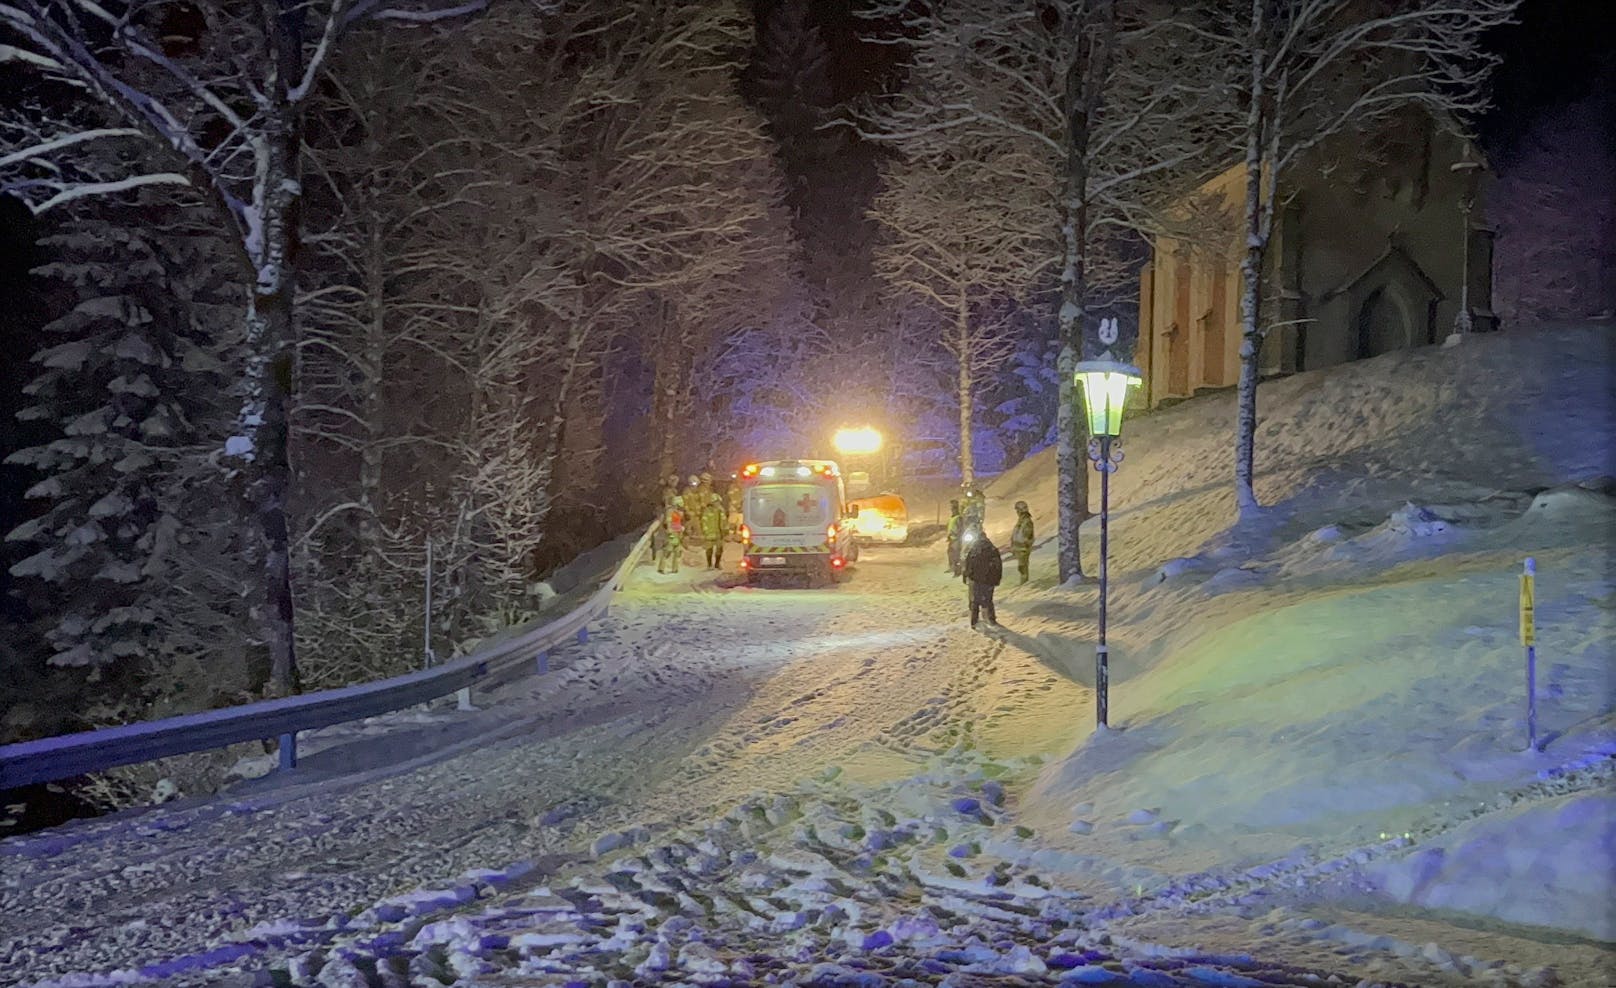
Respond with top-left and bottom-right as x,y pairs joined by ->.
949,499 -> 960,511
700,471 -> 713,482
673,495 -> 685,507
667,474 -> 679,486
688,474 -> 700,487
1015,500 -> 1029,512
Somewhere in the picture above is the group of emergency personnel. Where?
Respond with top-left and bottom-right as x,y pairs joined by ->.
651,471 -> 740,574
648,467 -> 1036,631
945,486 -> 1036,629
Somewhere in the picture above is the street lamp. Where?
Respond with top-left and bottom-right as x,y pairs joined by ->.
1073,358 -> 1142,728
1449,147 -> 1485,340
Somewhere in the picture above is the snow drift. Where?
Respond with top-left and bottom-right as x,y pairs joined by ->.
978,326 -> 1614,942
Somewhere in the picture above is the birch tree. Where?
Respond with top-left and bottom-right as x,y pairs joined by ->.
1220,0 -> 1517,515
858,0 -> 1228,581
0,0 -> 489,696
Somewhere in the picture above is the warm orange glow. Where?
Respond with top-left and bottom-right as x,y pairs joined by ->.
832,426 -> 883,456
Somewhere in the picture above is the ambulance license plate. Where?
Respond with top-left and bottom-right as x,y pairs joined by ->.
759,557 -> 786,567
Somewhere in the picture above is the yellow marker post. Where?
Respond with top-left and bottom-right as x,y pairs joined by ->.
1521,558 -> 1538,751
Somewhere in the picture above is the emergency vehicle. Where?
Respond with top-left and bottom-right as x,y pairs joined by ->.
846,492 -> 909,544
737,459 -> 860,585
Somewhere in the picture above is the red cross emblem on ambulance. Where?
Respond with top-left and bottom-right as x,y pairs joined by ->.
797,492 -> 817,514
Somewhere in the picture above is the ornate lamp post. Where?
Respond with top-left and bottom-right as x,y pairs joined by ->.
1450,146 -> 1485,340
1073,358 -> 1142,728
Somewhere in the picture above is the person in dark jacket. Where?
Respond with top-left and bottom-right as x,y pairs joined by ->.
1010,500 -> 1034,584
960,526 -> 1002,627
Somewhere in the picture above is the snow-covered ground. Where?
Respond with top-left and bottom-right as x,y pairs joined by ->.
1,327 -> 1611,987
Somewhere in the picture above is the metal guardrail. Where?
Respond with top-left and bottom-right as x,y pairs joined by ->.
0,524 -> 657,791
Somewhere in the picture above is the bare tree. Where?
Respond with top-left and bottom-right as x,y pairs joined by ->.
1220,0 -> 1518,516
0,0 -> 489,695
870,153 -> 1049,484
857,0 -> 1228,581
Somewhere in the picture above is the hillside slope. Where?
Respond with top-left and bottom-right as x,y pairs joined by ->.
976,326 -> 1614,947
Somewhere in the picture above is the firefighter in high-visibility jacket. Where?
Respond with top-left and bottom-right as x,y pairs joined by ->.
945,499 -> 963,575
1010,500 -> 1034,584
659,496 -> 687,574
700,493 -> 726,569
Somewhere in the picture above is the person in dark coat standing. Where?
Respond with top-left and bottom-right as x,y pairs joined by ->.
960,526 -> 1002,627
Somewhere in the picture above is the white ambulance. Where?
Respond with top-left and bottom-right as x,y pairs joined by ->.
736,459 -> 860,585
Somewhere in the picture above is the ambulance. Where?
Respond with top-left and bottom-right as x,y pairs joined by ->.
736,460 -> 860,585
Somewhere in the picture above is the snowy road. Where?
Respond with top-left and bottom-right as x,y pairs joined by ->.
1,544 -> 1599,986
1,547 -> 1085,984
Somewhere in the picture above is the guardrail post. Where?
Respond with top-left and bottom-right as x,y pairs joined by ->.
457,687 -> 474,711
536,650 -> 549,675
278,732 -> 297,771
577,625 -> 589,645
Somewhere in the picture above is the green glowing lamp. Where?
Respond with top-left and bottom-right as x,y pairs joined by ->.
1073,360 -> 1142,438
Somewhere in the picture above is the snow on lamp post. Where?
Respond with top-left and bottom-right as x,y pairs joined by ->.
1074,348 -> 1141,729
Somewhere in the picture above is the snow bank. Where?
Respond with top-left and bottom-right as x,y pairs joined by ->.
983,326 -> 1615,940
1367,791 -> 1616,941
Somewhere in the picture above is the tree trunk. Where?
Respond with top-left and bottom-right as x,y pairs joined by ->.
1234,0 -> 1269,517
1053,0 -> 1115,584
253,292 -> 300,698
255,46 -> 305,695
956,297 -> 974,486
359,214 -> 386,574
1055,340 -> 1084,583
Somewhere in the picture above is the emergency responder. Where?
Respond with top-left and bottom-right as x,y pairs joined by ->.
961,525 -> 1002,627
1011,500 -> 1034,585
943,501 -> 956,572
700,492 -> 726,569
961,485 -> 986,529
661,473 -> 681,508
726,482 -> 744,540
945,499 -> 963,575
659,496 -> 687,574
695,471 -> 715,507
651,495 -> 670,565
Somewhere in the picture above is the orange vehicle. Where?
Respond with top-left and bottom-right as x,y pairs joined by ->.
845,491 -> 909,544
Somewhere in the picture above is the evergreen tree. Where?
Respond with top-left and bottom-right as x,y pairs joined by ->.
5,204 -> 246,716
751,0 -> 844,192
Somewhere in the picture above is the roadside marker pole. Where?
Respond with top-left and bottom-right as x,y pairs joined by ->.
1521,557 -> 1537,751
278,732 -> 297,771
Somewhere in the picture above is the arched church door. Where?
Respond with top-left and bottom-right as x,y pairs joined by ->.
1355,287 -> 1412,359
